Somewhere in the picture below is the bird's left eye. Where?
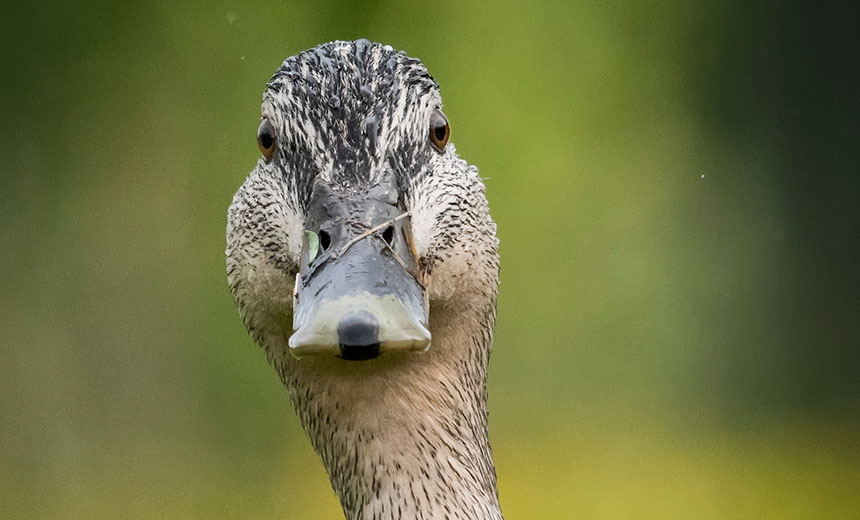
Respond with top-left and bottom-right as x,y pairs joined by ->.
428,110 -> 449,152
257,119 -> 277,161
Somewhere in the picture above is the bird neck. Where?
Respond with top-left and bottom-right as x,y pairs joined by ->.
285,302 -> 502,520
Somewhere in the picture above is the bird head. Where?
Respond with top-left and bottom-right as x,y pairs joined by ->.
227,40 -> 498,371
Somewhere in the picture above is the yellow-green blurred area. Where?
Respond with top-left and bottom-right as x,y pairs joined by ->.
2,0 -> 858,518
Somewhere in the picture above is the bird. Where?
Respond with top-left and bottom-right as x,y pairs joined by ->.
226,39 -> 501,520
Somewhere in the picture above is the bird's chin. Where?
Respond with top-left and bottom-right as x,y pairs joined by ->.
289,341 -> 431,362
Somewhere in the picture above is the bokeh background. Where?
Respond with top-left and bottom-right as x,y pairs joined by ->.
2,1 -> 859,518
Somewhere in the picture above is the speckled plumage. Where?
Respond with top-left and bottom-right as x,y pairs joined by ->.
226,40 -> 501,520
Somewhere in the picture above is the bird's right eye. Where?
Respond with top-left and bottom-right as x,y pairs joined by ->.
428,109 -> 449,153
257,119 -> 277,161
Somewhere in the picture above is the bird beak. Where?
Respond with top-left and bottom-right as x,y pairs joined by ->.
288,182 -> 430,360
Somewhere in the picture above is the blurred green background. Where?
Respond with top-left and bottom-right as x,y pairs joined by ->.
2,1 -> 858,518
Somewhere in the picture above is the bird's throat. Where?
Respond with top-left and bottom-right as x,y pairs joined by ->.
284,305 -> 502,520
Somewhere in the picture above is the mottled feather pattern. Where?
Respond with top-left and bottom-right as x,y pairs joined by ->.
226,40 -> 501,519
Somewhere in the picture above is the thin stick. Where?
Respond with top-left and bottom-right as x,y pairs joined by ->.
382,238 -> 412,274
335,211 -> 412,258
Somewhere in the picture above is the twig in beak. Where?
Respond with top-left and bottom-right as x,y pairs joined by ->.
335,211 -> 412,258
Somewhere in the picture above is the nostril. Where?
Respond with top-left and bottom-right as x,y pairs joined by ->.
337,310 -> 380,360
318,229 -> 331,251
381,226 -> 395,247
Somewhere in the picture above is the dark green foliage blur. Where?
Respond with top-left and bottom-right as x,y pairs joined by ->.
2,1 -> 858,518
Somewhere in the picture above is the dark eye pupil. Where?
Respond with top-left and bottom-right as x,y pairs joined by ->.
433,125 -> 446,141
260,131 -> 274,149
